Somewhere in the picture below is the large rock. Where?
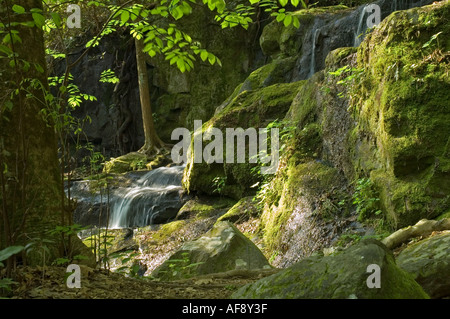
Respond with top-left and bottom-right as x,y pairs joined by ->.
151,221 -> 270,280
183,81 -> 303,199
103,152 -> 149,174
396,231 -> 450,299
232,239 -> 429,299
349,1 -> 450,227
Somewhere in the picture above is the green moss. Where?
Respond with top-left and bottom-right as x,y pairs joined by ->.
103,152 -> 149,174
325,47 -> 358,69
217,196 -> 259,223
347,2 -> 450,228
241,57 -> 298,90
437,211 -> 450,220
177,197 -> 237,220
183,81 -> 303,199
260,161 -> 340,253
151,220 -> 188,242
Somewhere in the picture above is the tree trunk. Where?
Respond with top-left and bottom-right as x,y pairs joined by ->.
134,37 -> 165,155
0,0 -> 92,266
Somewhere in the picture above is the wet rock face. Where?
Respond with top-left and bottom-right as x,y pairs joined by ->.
232,239 -> 429,299
151,221 -> 271,280
396,232 -> 450,299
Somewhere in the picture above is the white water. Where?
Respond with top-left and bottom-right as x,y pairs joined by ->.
68,165 -> 187,229
353,6 -> 368,47
108,166 -> 185,229
309,27 -> 320,78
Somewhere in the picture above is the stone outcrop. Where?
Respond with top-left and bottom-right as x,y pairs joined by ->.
232,239 -> 429,299
151,221 -> 271,280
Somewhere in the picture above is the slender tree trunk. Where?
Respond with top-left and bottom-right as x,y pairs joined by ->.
134,37 -> 165,155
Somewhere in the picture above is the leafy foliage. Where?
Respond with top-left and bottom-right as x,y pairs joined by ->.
352,177 -> 382,221
328,65 -> 364,98
160,252 -> 204,279
0,246 -> 24,267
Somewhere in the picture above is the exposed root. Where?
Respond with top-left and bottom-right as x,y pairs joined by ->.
382,218 -> 450,250
138,142 -> 170,158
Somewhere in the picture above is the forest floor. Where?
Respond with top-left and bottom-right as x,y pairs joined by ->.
7,266 -> 279,299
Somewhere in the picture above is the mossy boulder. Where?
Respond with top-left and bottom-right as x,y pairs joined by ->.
259,160 -> 353,267
396,231 -> 450,299
232,239 -> 429,299
217,196 -> 260,223
103,152 -> 149,174
151,221 -> 271,280
349,1 -> 450,227
183,81 -> 304,199
176,196 -> 237,220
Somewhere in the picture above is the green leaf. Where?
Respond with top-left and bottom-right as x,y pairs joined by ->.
0,44 -> 12,56
200,50 -> 208,62
32,12 -> 45,28
121,10 -> 130,24
276,13 -> 285,23
177,58 -> 186,72
34,63 -> 44,73
12,5 -> 25,14
279,0 -> 288,7
0,246 -> 24,262
51,12 -> 62,28
293,16 -> 300,28
208,53 -> 216,65
283,14 -> 292,27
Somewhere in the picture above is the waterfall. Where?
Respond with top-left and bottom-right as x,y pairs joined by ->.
309,27 -> 320,78
353,6 -> 368,47
391,0 -> 418,12
108,166 -> 186,229
69,165 -> 189,229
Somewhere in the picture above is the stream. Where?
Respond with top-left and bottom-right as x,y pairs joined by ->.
67,165 -> 189,229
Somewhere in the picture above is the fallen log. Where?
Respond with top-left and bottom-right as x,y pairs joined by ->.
382,218 -> 450,250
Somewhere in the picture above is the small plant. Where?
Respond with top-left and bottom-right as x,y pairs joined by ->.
163,252 -> 204,279
329,65 -> 364,98
130,158 -> 146,171
352,177 -> 382,221
0,246 -> 24,293
212,176 -> 227,194
111,250 -> 143,278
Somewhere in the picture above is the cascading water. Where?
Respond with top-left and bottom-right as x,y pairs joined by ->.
108,166 -> 186,229
353,5 -> 369,47
68,165 -> 189,229
309,27 -> 321,78
293,0 -> 434,81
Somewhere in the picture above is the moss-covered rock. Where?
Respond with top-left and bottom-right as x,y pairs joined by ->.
232,239 -> 429,299
258,160 -> 352,267
349,1 -> 450,227
103,152 -> 149,174
151,221 -> 271,280
217,196 -> 260,223
176,196 -> 237,220
396,231 -> 450,299
183,81 -> 304,199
